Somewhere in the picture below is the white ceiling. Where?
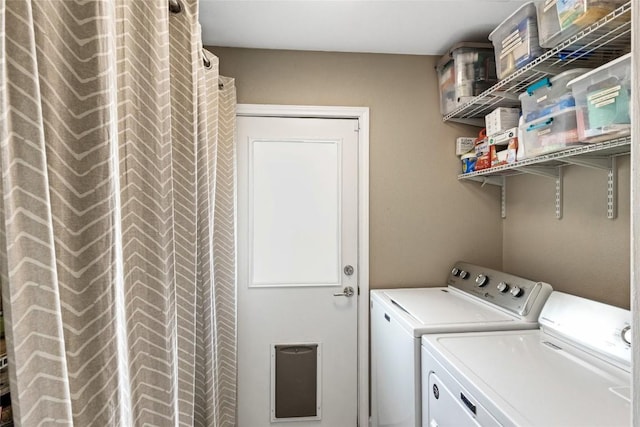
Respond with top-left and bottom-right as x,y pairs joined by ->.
199,0 -> 531,56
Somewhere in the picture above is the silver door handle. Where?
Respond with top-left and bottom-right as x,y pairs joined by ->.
333,286 -> 355,297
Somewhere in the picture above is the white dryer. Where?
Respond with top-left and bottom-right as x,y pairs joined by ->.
421,291 -> 631,427
370,261 -> 552,427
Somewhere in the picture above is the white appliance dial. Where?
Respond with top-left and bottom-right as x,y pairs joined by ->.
497,282 -> 509,293
621,326 -> 631,346
510,286 -> 523,297
475,274 -> 488,287
451,267 -> 460,276
460,270 -> 469,279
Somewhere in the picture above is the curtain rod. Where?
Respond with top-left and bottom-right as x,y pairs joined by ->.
202,50 -> 212,69
168,0 -> 182,14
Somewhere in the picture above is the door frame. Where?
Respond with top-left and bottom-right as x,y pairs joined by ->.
236,104 -> 370,426
632,4 -> 639,423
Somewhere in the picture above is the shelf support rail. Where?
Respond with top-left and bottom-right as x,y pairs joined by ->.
501,178 -> 506,219
513,165 -> 564,219
556,168 -> 563,220
560,155 -> 619,219
465,175 -> 507,218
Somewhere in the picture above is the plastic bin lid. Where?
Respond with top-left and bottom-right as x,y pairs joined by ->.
518,68 -> 591,99
523,106 -> 578,128
436,41 -> 495,69
566,53 -> 632,88
489,1 -> 536,41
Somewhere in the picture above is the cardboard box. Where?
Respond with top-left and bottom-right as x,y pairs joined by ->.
456,137 -> 476,155
485,107 -> 520,136
474,137 -> 491,170
488,127 -> 518,145
507,137 -> 518,163
490,145 -> 508,167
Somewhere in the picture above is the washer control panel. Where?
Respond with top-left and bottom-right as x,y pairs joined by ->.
538,291 -> 632,369
448,261 -> 553,320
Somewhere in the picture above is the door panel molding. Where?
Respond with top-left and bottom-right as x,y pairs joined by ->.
248,137 -> 342,288
237,104 -> 370,426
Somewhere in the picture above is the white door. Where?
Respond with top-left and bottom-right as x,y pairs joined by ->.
237,115 -> 360,427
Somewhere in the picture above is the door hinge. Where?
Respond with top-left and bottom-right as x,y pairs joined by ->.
357,286 -> 360,295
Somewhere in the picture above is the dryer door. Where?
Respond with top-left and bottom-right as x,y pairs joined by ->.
427,373 -> 479,427
426,372 -> 500,427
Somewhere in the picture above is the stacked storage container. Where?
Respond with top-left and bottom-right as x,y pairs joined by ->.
457,0 -> 630,173
518,68 -> 589,158
489,2 -> 545,79
437,56 -> 456,115
437,42 -> 497,115
536,0 -> 629,48
567,53 -> 632,143
484,108 -> 520,167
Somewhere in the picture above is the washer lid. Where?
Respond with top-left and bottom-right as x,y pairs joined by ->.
422,330 -> 631,427
375,288 -> 525,335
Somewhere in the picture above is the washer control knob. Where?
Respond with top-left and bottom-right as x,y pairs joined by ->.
621,325 -> 631,346
459,270 -> 469,279
475,274 -> 488,287
510,286 -> 523,297
497,282 -> 510,293
451,267 -> 460,277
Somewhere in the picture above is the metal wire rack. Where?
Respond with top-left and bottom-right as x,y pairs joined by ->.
444,2 -> 632,123
457,136 -> 631,180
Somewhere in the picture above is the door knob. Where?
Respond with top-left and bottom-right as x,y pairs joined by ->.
333,286 -> 355,297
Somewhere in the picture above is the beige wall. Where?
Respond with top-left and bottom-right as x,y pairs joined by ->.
211,47 -> 630,307
210,47 -> 503,287
504,160 -> 630,308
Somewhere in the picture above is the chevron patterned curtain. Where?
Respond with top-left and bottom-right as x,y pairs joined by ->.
0,1 -> 236,426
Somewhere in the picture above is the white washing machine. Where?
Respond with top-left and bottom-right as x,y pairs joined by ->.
421,291 -> 631,427
370,261 -> 553,427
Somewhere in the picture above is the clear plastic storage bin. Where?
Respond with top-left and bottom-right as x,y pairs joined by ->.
437,42 -> 497,115
521,107 -> 583,157
536,0 -> 628,48
489,2 -> 544,79
519,68 -> 589,122
567,53 -> 631,143
437,58 -> 456,115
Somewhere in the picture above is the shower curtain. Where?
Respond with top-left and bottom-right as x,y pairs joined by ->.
0,1 -> 236,425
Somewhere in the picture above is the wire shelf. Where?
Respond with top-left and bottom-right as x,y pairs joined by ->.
458,136 -> 631,180
444,2 -> 632,122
